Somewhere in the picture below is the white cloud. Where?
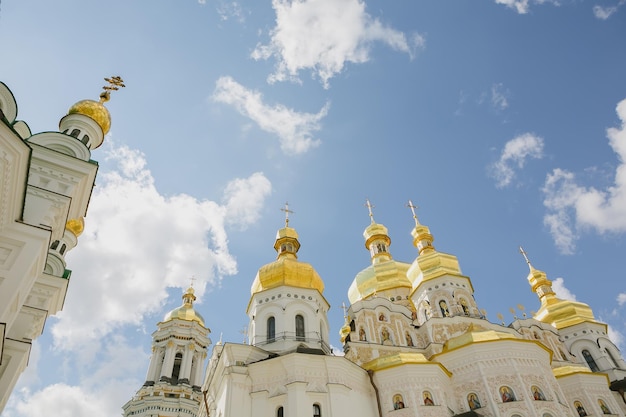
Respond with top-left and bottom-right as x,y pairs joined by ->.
52,142 -> 271,353
551,277 -> 577,301
213,76 -> 329,154
491,83 -> 509,110
618,293 -> 626,306
217,1 -> 245,22
608,325 -> 625,351
593,1 -> 625,19
251,0 -> 423,88
543,98 -> 626,254
495,0 -> 559,14
490,133 -> 545,188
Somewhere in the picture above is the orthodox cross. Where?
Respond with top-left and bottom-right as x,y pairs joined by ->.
280,202 -> 294,227
407,200 -> 420,225
190,275 -> 196,288
341,302 -> 348,321
364,199 -> 375,223
519,246 -> 532,266
100,75 -> 125,103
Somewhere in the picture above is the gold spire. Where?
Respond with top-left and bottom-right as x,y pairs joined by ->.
519,247 -> 598,330
408,200 -> 435,255
65,217 -> 85,237
365,198 -> 376,224
250,205 -> 324,296
67,76 -> 125,136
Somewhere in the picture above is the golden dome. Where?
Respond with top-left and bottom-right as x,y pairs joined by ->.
348,260 -> 412,304
65,217 -> 85,237
363,222 -> 390,249
68,99 -> 111,135
521,249 -> 599,330
442,325 -> 518,352
250,226 -> 324,295
163,287 -> 205,326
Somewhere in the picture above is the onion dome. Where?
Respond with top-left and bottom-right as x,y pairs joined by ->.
348,202 -> 412,304
65,217 -> 85,237
406,203 -> 465,288
520,247 -> 597,330
163,287 -> 205,326
250,224 -> 325,295
67,99 -> 111,135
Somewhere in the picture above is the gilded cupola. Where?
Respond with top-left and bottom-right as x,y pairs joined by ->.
347,200 -> 412,304
406,201 -> 466,289
163,287 -> 205,327
520,247 -> 597,330
250,204 -> 325,296
66,76 -> 124,137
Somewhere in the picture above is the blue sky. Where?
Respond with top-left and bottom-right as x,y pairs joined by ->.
1,0 -> 626,415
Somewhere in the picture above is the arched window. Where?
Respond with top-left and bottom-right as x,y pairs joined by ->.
277,406 -> 284,417
598,399 -> 611,415
81,135 -> 90,146
582,350 -> 600,372
313,404 -> 321,417
50,240 -> 60,250
439,300 -> 450,317
59,243 -> 67,255
574,401 -> 588,417
296,314 -> 305,341
460,298 -> 469,315
267,317 -> 275,343
172,352 -> 183,382
70,129 -> 80,138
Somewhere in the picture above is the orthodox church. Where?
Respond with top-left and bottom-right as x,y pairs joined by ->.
0,78 -> 123,412
124,203 -> 626,417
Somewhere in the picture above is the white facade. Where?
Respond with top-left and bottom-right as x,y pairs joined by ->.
0,81 -> 111,412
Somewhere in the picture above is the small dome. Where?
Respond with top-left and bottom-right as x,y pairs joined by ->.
163,287 -> 205,326
66,217 -> 85,237
348,259 -> 412,304
67,99 -> 111,135
250,226 -> 324,295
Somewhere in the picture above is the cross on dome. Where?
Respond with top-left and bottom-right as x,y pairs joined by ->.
365,199 -> 376,223
280,202 -> 294,227
407,200 -> 420,225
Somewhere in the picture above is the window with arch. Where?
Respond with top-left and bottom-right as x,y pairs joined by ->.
313,403 -> 321,417
423,391 -> 434,406
81,135 -> 90,146
172,352 -> 183,382
574,401 -> 588,417
59,243 -> 67,255
460,298 -> 469,315
439,300 -> 450,317
50,240 -> 60,250
295,314 -> 305,341
467,393 -> 481,410
582,349 -> 600,372
267,316 -> 276,343
393,394 -> 405,409
500,386 -> 516,402
598,399 -> 611,415
70,128 -> 80,138
277,406 -> 284,417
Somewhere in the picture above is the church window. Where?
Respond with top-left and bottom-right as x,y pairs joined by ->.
70,128 -> 80,138
51,240 -> 60,250
582,350 -> 600,372
267,317 -> 276,342
349,319 -> 355,332
81,135 -> 90,146
439,300 -> 450,317
277,406 -> 284,417
460,298 -> 469,316
59,243 -> 67,255
172,352 -> 183,383
598,399 -> 611,414
606,348 -> 619,368
313,404 -> 321,417
296,314 -> 305,341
